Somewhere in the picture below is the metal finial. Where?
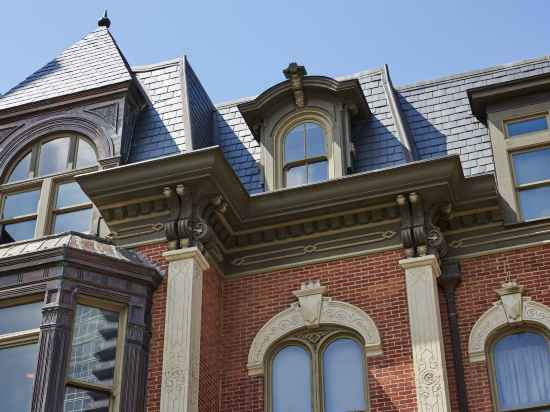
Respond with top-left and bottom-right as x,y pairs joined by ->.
98,10 -> 111,29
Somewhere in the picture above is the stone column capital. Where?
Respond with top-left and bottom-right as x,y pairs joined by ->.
399,254 -> 441,277
163,246 -> 209,271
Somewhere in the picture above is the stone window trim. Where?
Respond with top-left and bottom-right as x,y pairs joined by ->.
0,233 -> 162,412
265,327 -> 369,412
247,280 -> 382,377
0,132 -> 100,242
487,100 -> 550,223
275,110 -> 333,189
468,280 -> 550,364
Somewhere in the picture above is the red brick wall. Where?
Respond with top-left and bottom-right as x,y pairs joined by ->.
135,243 -> 169,412
221,250 -> 417,412
199,267 -> 223,412
456,244 -> 550,411
136,243 -> 224,412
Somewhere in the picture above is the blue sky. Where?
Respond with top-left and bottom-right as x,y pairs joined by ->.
2,1 -> 549,103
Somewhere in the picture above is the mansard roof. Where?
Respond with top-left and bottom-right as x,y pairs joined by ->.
0,27 -> 133,112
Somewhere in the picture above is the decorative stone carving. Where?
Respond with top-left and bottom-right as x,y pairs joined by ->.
468,280 -> 550,363
160,247 -> 209,412
247,281 -> 382,376
292,280 -> 326,327
283,63 -> 307,108
162,185 -> 227,262
86,103 -> 119,129
399,255 -> 452,412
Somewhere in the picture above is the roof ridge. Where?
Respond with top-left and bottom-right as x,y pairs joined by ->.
395,55 -> 550,91
132,57 -> 182,72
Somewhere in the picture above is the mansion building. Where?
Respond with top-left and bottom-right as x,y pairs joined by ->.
2,15 -> 550,412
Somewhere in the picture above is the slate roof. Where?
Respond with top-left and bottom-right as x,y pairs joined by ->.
0,27 -> 132,111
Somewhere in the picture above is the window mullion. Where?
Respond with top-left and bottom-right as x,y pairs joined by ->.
34,178 -> 53,237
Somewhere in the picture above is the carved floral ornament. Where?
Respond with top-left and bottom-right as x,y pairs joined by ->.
247,280 -> 382,376
468,280 -> 550,363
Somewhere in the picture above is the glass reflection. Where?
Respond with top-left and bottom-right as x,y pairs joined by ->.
308,161 -> 328,183
305,122 -> 325,157
507,116 -> 548,137
53,208 -> 92,234
323,338 -> 367,412
285,126 -> 305,163
3,190 -> 40,218
1,220 -> 37,243
7,153 -> 31,183
286,165 -> 307,188
519,186 -> 550,221
56,182 -> 89,208
513,148 -> 550,185
64,386 -> 110,412
0,301 -> 42,335
38,138 -> 70,176
0,343 -> 39,412
272,346 -> 312,412
76,139 -> 97,169
67,305 -> 119,387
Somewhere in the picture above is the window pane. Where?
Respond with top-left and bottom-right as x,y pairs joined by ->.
513,148 -> 550,185
507,116 -> 548,137
305,122 -> 326,158
1,220 -> 37,243
323,338 -> 367,412
494,332 -> 550,410
68,305 -> 120,387
53,208 -> 92,234
64,386 -> 110,412
38,138 -> 70,176
285,165 -> 307,188
76,139 -> 97,169
285,125 -> 306,163
519,186 -> 550,221
2,189 -> 40,218
0,301 -> 42,335
308,161 -> 328,184
56,182 -> 89,209
272,346 -> 312,412
0,343 -> 39,412
7,152 -> 32,183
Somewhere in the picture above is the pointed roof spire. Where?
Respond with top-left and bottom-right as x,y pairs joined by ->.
98,10 -> 111,28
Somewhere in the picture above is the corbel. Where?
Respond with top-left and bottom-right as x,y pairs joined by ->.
283,63 -> 307,108
396,194 -> 414,257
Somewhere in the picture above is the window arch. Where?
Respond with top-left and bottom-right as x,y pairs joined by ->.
268,327 -> 368,412
282,121 -> 329,188
488,329 -> 550,411
0,134 -> 98,244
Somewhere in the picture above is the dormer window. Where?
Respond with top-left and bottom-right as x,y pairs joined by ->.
283,121 -> 329,187
237,63 -> 370,191
0,134 -> 98,244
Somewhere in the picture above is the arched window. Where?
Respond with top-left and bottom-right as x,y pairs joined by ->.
268,328 -> 368,412
0,134 -> 98,244
283,122 -> 329,188
489,330 -> 550,411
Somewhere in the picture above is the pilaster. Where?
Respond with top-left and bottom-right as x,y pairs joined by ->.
31,281 -> 75,412
159,247 -> 209,412
400,255 -> 452,412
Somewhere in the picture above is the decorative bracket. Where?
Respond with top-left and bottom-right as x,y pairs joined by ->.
162,185 -> 227,262
283,63 -> 307,108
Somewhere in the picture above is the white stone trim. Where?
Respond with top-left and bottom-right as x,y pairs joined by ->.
159,247 -> 208,412
468,297 -> 550,363
399,255 -> 452,412
247,294 -> 382,377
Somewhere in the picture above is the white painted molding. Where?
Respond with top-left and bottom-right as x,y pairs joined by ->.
247,290 -> 382,376
468,297 -> 550,363
399,254 -> 452,412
